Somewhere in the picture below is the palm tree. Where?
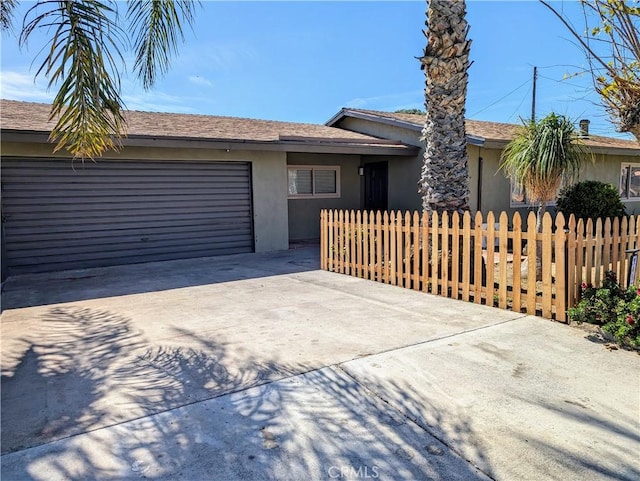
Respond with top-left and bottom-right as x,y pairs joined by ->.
500,113 -> 589,232
418,0 -> 472,215
1,0 -> 199,159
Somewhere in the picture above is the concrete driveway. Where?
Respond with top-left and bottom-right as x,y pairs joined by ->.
1,247 -> 638,480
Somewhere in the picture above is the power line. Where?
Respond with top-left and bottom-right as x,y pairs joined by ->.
468,78 -> 531,118
507,83 -> 533,123
537,73 -> 591,91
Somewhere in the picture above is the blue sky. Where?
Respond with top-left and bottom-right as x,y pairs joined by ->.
0,1 -> 630,138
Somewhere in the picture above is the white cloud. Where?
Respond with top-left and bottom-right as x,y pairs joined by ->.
120,78 -> 208,113
122,91 -> 198,113
188,76 -> 213,87
0,71 -> 53,102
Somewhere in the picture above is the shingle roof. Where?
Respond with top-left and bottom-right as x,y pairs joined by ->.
0,100 -> 415,154
335,108 -> 640,153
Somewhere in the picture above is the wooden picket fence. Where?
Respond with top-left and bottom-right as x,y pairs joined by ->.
320,209 -> 640,322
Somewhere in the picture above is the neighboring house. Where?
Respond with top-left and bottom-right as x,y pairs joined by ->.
0,100 -> 417,277
327,108 -> 640,217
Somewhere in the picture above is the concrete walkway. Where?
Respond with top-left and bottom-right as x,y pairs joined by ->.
1,247 -> 638,480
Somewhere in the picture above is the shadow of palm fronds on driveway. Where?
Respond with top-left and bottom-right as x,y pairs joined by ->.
1,303 -> 492,481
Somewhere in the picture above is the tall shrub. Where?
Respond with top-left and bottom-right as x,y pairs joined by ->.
556,180 -> 626,221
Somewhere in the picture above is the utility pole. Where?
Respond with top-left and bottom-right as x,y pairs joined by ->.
531,66 -> 537,122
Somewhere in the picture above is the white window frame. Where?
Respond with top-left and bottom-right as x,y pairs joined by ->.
287,165 -> 341,199
619,162 -> 640,201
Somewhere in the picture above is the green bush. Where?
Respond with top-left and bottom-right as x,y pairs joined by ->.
567,271 -> 640,348
556,180 -> 626,221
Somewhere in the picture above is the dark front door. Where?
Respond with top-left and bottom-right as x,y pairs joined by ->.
364,162 -> 388,212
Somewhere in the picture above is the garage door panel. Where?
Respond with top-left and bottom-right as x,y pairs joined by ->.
3,194 -> 252,207
8,233 -> 254,261
3,186 -> 251,197
2,158 -> 254,274
4,220 -> 253,241
10,244 -> 254,273
6,208 -> 252,224
1,160 -> 250,174
3,200 -> 252,215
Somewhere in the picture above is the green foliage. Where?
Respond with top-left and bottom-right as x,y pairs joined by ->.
22,1 -> 125,159
541,0 -> 640,141
128,0 -> 199,90
5,0 -> 200,159
556,180 -> 626,221
500,113 -> 590,207
394,108 -> 426,115
568,271 -> 640,348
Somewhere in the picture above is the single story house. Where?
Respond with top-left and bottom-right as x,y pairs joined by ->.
2,100 -> 639,277
326,108 -> 640,217
1,100 -> 418,277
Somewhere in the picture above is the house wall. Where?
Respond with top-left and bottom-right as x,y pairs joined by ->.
287,152 -> 361,240
479,147 -> 640,222
338,118 -> 422,147
584,152 -> 640,215
360,154 -> 420,212
336,117 -> 640,219
1,141 -> 290,253
338,118 -> 481,214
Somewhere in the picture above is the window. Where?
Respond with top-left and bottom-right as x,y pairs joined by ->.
288,166 -> 340,198
620,163 -> 640,200
509,181 -> 560,208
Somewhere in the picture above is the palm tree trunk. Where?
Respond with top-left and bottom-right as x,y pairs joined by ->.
536,201 -> 547,233
535,201 -> 547,279
419,0 -> 472,216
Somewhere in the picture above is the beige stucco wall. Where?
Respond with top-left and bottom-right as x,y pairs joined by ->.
339,119 -> 480,214
336,117 -> 640,219
360,154 -> 419,212
582,152 -> 640,215
1,141 -> 290,252
286,152 -> 361,240
338,118 -> 422,147
361,146 -> 480,214
478,147 -> 640,221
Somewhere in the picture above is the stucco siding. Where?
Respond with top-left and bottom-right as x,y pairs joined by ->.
581,153 -> 640,215
287,153 -> 361,240
338,118 -> 422,147
478,146 -> 640,221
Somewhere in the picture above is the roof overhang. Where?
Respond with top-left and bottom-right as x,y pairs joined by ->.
1,130 -> 420,157
481,137 -> 640,156
327,108 -> 486,147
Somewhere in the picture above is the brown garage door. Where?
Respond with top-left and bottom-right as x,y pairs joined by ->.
1,158 -> 254,275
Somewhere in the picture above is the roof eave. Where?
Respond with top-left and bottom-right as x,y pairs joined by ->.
1,130 -> 419,156
327,108 -> 423,132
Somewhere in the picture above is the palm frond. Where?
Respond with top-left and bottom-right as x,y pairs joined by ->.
21,0 -> 126,159
1,0 -> 17,31
127,0 -> 200,90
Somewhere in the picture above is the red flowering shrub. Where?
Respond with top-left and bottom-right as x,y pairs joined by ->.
568,271 -> 640,348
